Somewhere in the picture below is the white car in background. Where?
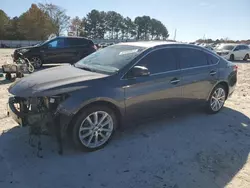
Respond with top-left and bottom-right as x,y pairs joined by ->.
215,43 -> 250,61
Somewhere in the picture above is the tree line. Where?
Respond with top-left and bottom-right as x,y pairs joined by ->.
196,38 -> 250,45
0,3 -> 169,41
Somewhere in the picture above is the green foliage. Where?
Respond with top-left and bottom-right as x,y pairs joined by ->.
1,6 -> 169,41
80,10 -> 169,40
17,4 -> 55,40
0,9 -> 10,39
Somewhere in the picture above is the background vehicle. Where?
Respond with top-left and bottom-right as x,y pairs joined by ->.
215,43 -> 250,61
12,36 -> 97,69
8,42 -> 237,152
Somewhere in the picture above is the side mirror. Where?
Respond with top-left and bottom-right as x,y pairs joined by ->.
129,66 -> 150,78
234,48 -> 239,51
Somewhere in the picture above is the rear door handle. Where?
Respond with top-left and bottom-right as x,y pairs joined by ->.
170,78 -> 180,85
210,71 -> 217,76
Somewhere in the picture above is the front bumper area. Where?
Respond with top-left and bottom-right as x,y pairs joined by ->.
7,97 -> 27,127
8,97 -> 27,126
7,96 -> 73,132
7,96 -> 73,155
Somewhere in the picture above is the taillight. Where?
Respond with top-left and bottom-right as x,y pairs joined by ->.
92,45 -> 97,50
233,65 -> 238,71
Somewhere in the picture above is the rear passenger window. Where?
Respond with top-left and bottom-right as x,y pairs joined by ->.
178,48 -> 208,69
241,45 -> 249,50
137,49 -> 177,74
207,54 -> 219,65
68,38 -> 88,46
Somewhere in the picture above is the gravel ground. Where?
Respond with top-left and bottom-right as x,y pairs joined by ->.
0,49 -> 250,188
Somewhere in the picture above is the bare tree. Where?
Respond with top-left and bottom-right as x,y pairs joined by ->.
38,3 -> 70,36
69,16 -> 84,36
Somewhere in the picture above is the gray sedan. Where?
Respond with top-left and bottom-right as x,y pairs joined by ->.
8,41 -> 237,152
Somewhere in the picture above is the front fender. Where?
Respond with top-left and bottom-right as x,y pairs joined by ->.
56,88 -> 125,117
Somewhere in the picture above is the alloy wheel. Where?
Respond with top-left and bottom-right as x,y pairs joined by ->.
78,111 -> 114,149
31,57 -> 42,69
210,88 -> 226,112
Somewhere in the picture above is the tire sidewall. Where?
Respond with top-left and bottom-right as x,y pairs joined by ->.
207,84 -> 226,114
72,105 -> 117,151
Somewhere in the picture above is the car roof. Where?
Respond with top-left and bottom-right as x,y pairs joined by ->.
117,41 -> 181,48
57,36 -> 92,40
117,41 -> 210,50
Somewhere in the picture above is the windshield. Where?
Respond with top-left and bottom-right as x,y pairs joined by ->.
75,45 -> 146,74
216,44 -> 236,51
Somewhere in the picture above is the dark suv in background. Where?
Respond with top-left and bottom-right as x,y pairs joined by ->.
12,36 -> 97,69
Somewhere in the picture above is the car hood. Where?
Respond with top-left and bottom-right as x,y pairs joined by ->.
16,46 -> 36,51
9,65 -> 109,97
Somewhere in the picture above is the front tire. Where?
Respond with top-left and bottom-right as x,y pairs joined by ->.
30,56 -> 43,69
206,84 -> 227,114
72,105 -> 117,151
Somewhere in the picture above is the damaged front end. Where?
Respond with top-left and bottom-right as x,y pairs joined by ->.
8,94 -> 70,156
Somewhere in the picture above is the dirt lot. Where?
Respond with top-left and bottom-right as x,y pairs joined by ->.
0,49 -> 250,188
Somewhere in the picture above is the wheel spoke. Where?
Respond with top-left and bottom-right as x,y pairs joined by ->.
212,96 -> 217,100
80,131 -> 92,139
212,102 -> 217,110
217,89 -> 222,97
87,133 -> 94,146
100,118 -> 111,128
93,112 -> 98,125
214,91 -> 218,98
79,126 -> 92,131
216,100 -> 220,110
99,132 -> 106,139
98,113 -> 108,126
100,127 -> 112,133
94,133 -> 99,146
86,116 -> 94,127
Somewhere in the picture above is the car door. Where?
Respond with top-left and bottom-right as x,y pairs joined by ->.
241,45 -> 249,59
177,47 -> 218,104
233,45 -> 244,60
42,38 -> 70,63
123,48 -> 183,121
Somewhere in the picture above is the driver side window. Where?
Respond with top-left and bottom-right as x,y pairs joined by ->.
136,48 -> 177,74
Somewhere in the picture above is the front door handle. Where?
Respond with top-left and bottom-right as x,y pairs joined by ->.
210,70 -> 217,76
170,78 -> 180,85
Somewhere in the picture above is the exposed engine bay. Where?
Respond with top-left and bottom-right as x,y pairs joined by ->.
8,95 -> 69,156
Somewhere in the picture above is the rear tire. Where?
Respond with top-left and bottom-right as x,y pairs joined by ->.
72,105 -> 117,152
206,84 -> 227,114
243,54 -> 249,61
229,54 -> 234,61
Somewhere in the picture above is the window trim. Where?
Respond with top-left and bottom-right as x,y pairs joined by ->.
121,46 -> 220,80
